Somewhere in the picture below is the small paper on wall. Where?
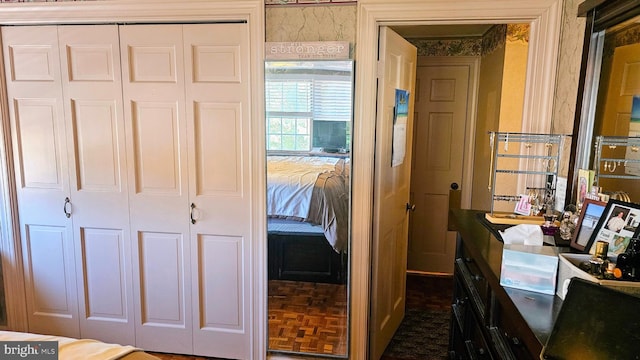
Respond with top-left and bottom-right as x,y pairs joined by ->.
392,89 -> 409,167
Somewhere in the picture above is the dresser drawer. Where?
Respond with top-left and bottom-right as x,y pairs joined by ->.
465,314 -> 494,360
491,302 -> 537,360
455,257 -> 490,321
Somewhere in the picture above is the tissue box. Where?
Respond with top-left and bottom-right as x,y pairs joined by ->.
500,245 -> 560,295
557,253 -> 640,299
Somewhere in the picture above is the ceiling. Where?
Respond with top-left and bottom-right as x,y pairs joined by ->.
390,24 -> 494,39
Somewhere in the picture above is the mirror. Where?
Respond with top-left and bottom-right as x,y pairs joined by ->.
569,0 -> 640,205
264,59 -> 352,357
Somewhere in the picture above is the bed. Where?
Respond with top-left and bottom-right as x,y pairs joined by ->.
266,155 -> 349,283
0,330 -> 160,360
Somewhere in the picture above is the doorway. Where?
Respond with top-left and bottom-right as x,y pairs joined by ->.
391,24 -> 530,275
351,1 -> 562,358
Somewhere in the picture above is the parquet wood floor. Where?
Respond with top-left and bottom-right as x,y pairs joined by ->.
268,280 -> 348,356
148,274 -> 452,360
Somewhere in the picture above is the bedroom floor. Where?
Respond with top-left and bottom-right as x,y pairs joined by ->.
149,274 -> 453,360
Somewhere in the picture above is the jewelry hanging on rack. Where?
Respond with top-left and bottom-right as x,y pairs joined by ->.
547,158 -> 556,172
504,133 -> 509,151
544,142 -> 553,171
608,161 -> 617,172
525,142 -> 532,172
604,160 -> 609,172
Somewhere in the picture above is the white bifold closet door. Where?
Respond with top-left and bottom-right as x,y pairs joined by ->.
120,24 -> 252,358
3,22 -> 252,359
2,25 -> 133,343
184,24 -> 252,358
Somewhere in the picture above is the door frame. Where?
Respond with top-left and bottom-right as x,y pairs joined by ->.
0,1 -> 266,358
352,0 -> 563,358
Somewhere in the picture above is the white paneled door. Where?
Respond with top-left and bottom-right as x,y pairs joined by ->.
58,25 -> 135,346
120,23 -> 252,358
183,24 -> 252,359
370,26 -> 417,360
408,60 -> 471,274
3,24 -> 135,344
4,22 -> 252,359
120,24 -> 193,354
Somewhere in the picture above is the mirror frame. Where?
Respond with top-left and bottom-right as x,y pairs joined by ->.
567,0 -> 640,205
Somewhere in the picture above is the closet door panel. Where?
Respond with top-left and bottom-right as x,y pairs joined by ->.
23,225 -> 78,336
57,25 -> 134,344
2,26 -> 80,337
134,231 -> 192,351
71,99 -> 121,191
193,102 -> 242,195
184,23 -> 251,359
131,101 -> 182,194
13,99 -> 64,191
120,25 -> 193,354
79,228 -> 129,322
138,232 -> 186,324
197,235 -> 243,328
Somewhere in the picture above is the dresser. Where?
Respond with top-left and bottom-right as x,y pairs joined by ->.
448,209 -> 564,359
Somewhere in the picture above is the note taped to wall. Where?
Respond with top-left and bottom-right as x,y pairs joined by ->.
392,89 -> 409,167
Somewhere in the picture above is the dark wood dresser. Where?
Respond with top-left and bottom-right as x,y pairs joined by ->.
448,209 -> 564,359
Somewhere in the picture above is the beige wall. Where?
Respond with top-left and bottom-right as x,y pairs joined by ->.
471,39 -> 505,211
553,0 -> 586,178
499,39 -> 528,133
265,5 -> 357,57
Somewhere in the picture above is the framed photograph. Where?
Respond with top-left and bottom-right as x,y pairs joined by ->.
586,199 -> 640,257
571,198 -> 607,251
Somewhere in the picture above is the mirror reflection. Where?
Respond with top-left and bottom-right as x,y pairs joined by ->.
265,60 -> 352,357
576,12 -> 640,203
589,14 -> 640,202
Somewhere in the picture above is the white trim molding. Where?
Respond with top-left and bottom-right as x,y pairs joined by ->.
0,2 -> 266,359
352,1 -> 563,358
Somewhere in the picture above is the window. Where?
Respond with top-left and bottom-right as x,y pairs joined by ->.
265,80 -> 312,151
265,61 -> 353,152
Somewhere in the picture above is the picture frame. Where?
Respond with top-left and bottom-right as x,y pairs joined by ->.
571,198 -> 607,251
585,199 -> 640,257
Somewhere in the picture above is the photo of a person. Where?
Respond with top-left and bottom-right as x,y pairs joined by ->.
579,177 -> 587,205
610,235 -> 631,255
606,210 -> 627,233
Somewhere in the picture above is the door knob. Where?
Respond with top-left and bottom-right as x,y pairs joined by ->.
451,182 -> 459,190
63,197 -> 72,218
190,203 -> 199,224
406,203 -> 416,212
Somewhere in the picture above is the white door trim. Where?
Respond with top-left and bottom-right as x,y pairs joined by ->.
0,2 -> 266,359
352,1 -> 562,358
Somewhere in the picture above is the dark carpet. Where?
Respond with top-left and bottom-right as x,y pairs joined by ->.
381,274 -> 453,360
381,308 -> 451,360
